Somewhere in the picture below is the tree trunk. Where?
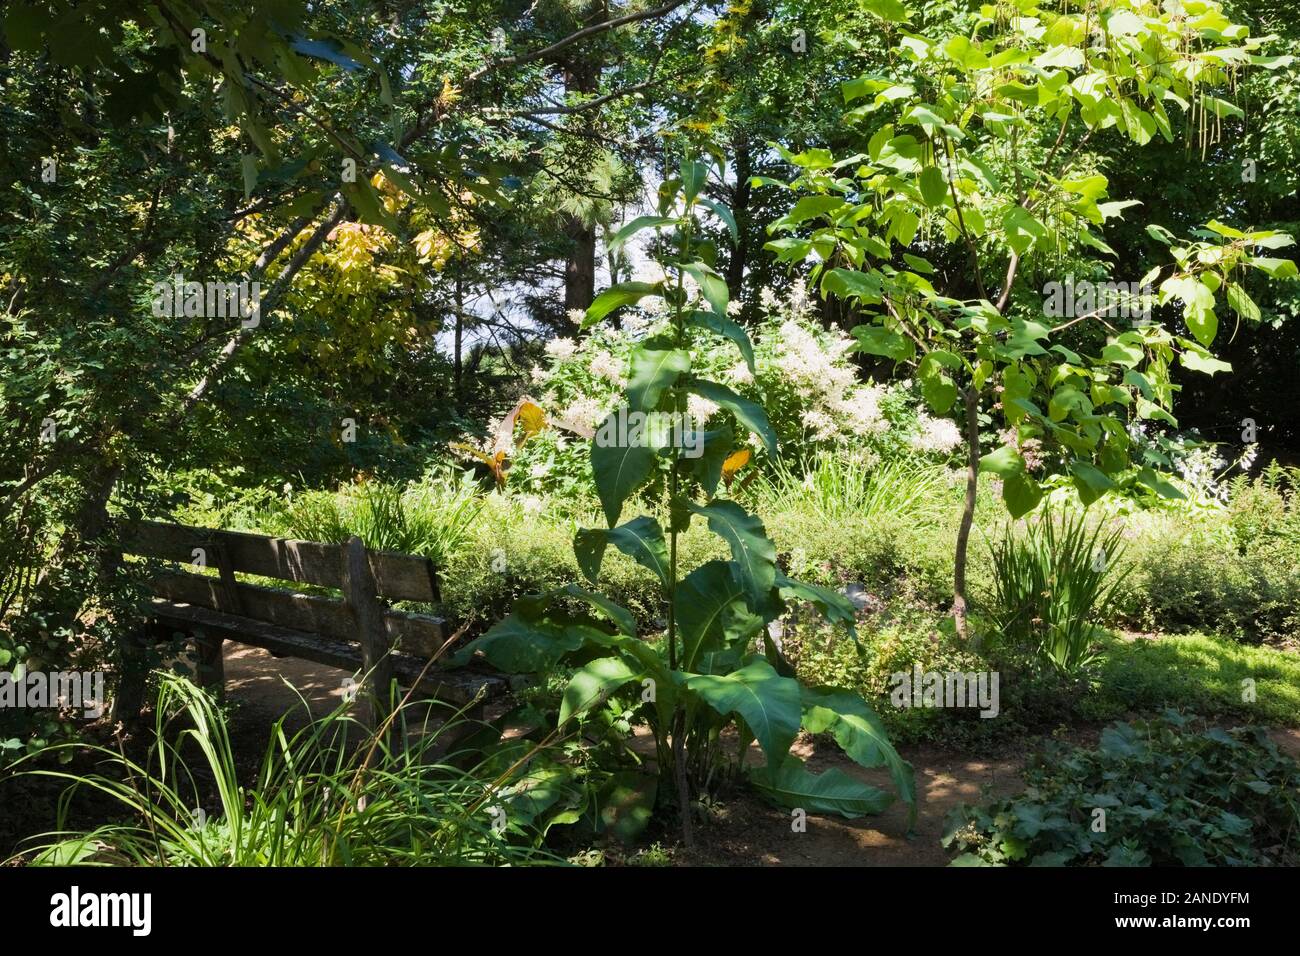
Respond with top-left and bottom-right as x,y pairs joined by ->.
725,134 -> 752,299
560,9 -> 602,315
453,272 -> 464,403
952,387 -> 980,641
563,216 -> 597,314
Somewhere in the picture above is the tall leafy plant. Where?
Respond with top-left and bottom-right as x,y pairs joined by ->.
988,508 -> 1128,676
456,158 -> 915,842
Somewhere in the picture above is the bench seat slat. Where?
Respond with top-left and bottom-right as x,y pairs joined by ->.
151,600 -> 505,707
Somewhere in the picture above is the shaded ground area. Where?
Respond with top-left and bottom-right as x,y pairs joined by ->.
681,738 -> 1026,866
155,646 -> 1300,866
5,644 -> 1299,866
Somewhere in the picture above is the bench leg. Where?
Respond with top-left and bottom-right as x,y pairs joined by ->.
440,699 -> 487,756
112,623 -> 154,728
192,629 -> 226,698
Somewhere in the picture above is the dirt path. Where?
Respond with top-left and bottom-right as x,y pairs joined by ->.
223,643 -> 351,730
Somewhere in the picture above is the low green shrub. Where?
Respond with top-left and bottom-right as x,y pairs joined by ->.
1102,465 -> 1300,645
943,711 -> 1300,866
1111,509 -> 1300,645
792,618 -> 1300,751
785,601 -> 997,747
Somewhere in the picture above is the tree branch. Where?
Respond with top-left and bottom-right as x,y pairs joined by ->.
180,202 -> 347,416
464,0 -> 693,84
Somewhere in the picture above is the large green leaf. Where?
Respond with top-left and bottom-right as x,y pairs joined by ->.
1224,282 -> 1260,323
748,758 -> 894,818
675,560 -> 751,670
1002,205 -> 1047,256
687,500 -> 777,606
822,268 -> 884,303
497,764 -> 573,830
1247,257 -> 1299,279
574,516 -> 671,589
979,444 -> 1024,477
551,584 -> 637,637
1071,461 -> 1116,506
852,324 -> 915,361
594,771 -> 658,843
919,165 -> 947,207
785,194 -> 844,225
1178,344 -> 1232,376
776,572 -> 857,638
584,281 -> 660,328
454,614 -> 593,673
607,215 -> 674,258
680,158 -> 708,203
681,261 -> 729,317
699,197 -> 738,243
591,413 -> 659,526
686,311 -> 755,374
685,426 -> 734,497
1161,275 -> 1217,346
626,338 -> 690,413
860,0 -> 908,22
1002,471 -> 1043,517
684,378 -> 778,456
918,353 -> 958,414
559,657 -> 640,726
681,658 -> 802,763
800,686 -> 915,822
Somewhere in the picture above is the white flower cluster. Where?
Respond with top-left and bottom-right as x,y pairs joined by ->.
761,276 -> 814,320
767,298 -> 889,442
1176,445 -> 1230,504
589,350 -> 627,387
559,396 -> 609,431
545,337 -> 578,361
727,361 -> 753,385
687,393 -> 720,423
1239,443 -> 1259,473
910,414 -> 963,455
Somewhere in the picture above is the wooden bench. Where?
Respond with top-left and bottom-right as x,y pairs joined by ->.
114,519 -> 508,727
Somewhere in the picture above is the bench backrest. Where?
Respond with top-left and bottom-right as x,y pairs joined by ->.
119,520 -> 446,657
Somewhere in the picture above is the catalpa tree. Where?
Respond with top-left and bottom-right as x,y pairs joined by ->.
762,0 -> 1297,637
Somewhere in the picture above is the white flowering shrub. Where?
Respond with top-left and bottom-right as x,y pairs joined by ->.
509,281 -> 963,500
751,281 -> 962,463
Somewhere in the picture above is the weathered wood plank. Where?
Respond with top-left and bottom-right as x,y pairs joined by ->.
121,520 -> 441,603
346,536 -> 395,729
150,600 -> 502,706
150,570 -> 445,656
